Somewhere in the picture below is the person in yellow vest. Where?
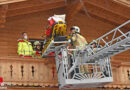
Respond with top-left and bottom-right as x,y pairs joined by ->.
17,32 -> 36,57
70,26 -> 89,74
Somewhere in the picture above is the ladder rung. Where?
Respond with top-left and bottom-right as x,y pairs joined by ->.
108,50 -> 119,53
121,45 -> 130,47
118,46 -> 125,48
104,52 -> 113,55
114,48 -> 124,50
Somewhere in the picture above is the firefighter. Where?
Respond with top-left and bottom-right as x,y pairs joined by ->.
90,40 -> 101,53
33,41 -> 42,58
70,26 -> 88,74
90,40 -> 98,53
70,26 -> 88,50
17,32 -> 36,57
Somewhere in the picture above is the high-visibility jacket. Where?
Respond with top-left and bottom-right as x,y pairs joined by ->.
71,33 -> 88,50
17,39 -> 35,57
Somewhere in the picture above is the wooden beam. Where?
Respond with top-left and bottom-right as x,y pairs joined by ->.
7,0 -> 65,11
111,60 -> 130,68
0,0 -> 26,5
114,0 -> 130,7
0,4 -> 8,28
7,0 -> 66,17
80,10 -> 130,30
84,0 -> 130,19
83,0 -> 130,27
111,61 -> 121,68
66,0 -> 82,25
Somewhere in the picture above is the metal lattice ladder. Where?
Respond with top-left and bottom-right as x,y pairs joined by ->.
83,20 -> 130,63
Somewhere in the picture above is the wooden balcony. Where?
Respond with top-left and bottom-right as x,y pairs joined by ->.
0,56 -> 130,89
0,57 -> 58,87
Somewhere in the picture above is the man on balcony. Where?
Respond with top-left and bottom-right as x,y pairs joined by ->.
17,32 -> 37,57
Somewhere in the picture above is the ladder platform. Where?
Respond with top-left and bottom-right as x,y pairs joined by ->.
42,40 -> 70,57
66,77 -> 113,84
60,77 -> 113,89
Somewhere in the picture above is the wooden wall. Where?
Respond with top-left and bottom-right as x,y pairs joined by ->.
0,6 -> 129,89
2,7 -> 115,56
0,6 -> 129,61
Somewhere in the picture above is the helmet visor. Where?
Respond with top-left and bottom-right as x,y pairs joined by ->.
70,27 -> 75,31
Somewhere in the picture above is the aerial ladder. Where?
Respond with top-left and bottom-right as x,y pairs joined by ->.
42,20 -> 130,89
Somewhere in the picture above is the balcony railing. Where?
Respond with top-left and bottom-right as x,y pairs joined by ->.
0,57 -> 58,87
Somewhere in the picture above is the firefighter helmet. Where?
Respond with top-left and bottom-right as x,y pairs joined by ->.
90,40 -> 97,45
34,41 -> 41,46
70,26 -> 80,33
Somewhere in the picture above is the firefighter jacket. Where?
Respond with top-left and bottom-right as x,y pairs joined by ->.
71,33 -> 88,50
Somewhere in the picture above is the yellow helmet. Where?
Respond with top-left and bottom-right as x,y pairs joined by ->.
34,41 -> 41,46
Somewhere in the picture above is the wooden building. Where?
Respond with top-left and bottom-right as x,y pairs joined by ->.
0,0 -> 130,90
